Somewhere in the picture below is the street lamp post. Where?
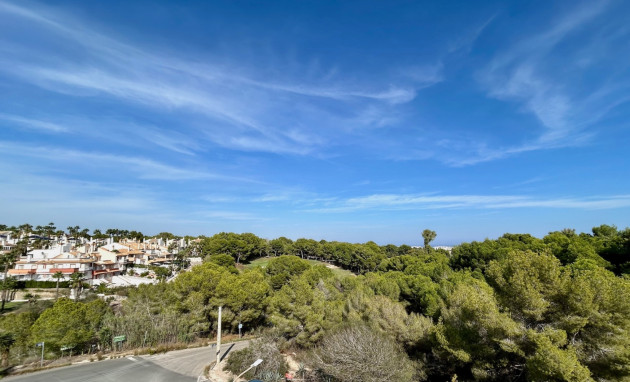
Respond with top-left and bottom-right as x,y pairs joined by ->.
236,359 -> 263,380
211,306 -> 222,370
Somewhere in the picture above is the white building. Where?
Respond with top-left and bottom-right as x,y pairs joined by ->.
6,236 -> 186,284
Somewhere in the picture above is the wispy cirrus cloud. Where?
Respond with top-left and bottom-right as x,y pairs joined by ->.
447,13 -> 497,54
0,163 -> 266,233
456,0 -> 628,165
1,1 -> 628,242
0,113 -> 201,156
0,154 -> 275,232
0,163 -> 164,219
386,1 -> 628,167
0,1 -> 440,157
337,2 -> 630,167
305,193 -> 630,213
0,113 -> 68,133
0,141 -> 255,182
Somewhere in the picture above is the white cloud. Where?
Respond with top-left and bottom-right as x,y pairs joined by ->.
0,113 -> 68,133
305,193 -> 630,212
447,14 -> 497,54
0,141 -> 253,182
0,166 -> 163,222
0,1 -> 440,157
0,161 -> 270,233
403,1 -> 628,167
470,1 -> 613,163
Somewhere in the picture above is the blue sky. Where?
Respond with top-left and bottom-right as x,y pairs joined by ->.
1,0 -> 629,245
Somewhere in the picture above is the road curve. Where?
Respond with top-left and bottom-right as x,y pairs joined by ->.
5,341 -> 250,382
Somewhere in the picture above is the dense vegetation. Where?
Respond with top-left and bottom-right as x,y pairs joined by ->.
1,224 -> 629,381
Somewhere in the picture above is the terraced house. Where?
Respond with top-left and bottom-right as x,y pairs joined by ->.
7,237 -> 182,284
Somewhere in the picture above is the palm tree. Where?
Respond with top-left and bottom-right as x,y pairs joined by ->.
69,272 -> 86,301
54,230 -> 65,239
422,229 -> 437,249
44,222 -> 56,239
80,228 -> 90,240
0,246 -> 22,312
52,271 -> 64,299
92,229 -> 107,240
0,332 -> 15,368
18,223 -> 32,239
67,226 -> 80,242
0,271 -> 17,312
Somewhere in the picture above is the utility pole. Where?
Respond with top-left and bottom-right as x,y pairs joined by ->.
212,306 -> 222,369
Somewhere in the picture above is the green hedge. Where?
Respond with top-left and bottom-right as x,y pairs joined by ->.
16,280 -> 71,289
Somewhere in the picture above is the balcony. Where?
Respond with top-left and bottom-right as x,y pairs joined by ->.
93,268 -> 120,275
8,269 -> 36,275
49,268 -> 80,274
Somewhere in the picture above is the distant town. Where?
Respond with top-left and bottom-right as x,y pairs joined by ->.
1,224 -> 454,290
0,225 -> 201,288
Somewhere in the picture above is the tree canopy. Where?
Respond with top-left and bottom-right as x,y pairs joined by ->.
1,223 -> 629,381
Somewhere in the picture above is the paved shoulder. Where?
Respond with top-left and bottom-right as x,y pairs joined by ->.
5,341 -> 250,382
147,341 -> 250,377
5,357 -> 196,382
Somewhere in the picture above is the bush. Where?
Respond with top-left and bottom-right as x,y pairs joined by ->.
206,254 -> 237,270
95,283 -> 109,294
110,286 -> 134,296
150,266 -> 172,279
225,337 -> 288,379
146,343 -> 187,355
15,280 -> 71,289
226,348 -> 255,378
312,324 -> 417,382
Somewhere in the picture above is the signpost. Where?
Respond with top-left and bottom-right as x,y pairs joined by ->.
113,335 -> 126,352
238,322 -> 243,338
36,342 -> 44,367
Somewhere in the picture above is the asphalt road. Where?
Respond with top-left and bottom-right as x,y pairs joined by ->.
5,341 -> 249,382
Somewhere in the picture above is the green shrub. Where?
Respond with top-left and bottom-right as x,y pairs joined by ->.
225,338 -> 288,379
15,280 -> 71,289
